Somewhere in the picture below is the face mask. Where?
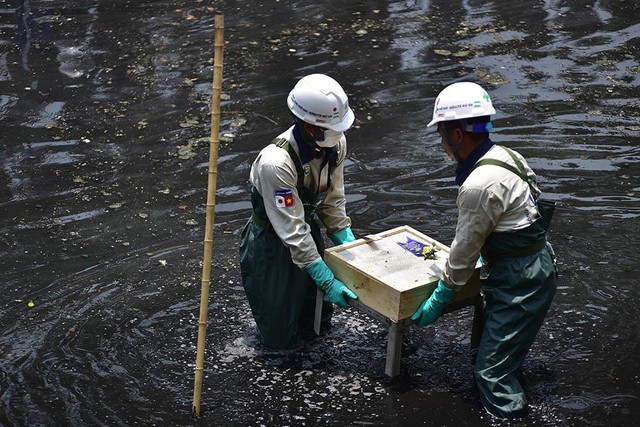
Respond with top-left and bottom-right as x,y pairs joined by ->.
315,128 -> 343,148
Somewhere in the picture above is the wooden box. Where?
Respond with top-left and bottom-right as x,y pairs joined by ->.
325,225 -> 480,322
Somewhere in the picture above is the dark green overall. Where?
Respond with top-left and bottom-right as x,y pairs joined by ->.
473,146 -> 558,417
239,138 -> 336,349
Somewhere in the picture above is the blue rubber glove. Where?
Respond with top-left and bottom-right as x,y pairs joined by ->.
410,280 -> 456,327
329,227 -> 356,246
306,258 -> 358,309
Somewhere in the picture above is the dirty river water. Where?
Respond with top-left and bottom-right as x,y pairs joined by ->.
1,0 -> 639,426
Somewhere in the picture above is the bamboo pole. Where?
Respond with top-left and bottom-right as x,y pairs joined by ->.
192,13 -> 224,418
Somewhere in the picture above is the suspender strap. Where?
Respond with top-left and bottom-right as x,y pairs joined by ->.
250,138 -> 306,230
473,146 -> 540,199
272,138 -> 305,189
251,211 -> 271,229
473,145 -> 550,260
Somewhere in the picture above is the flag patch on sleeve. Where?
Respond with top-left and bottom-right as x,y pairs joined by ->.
274,189 -> 295,208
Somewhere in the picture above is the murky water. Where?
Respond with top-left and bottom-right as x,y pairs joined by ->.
1,0 -> 639,425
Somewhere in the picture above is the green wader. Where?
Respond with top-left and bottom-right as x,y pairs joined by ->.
474,147 -> 558,417
239,139 -> 335,349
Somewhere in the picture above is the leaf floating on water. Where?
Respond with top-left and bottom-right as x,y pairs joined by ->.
220,133 -> 235,143
28,301 -> 35,308
230,118 -> 246,128
177,143 -> 197,159
179,117 -> 199,128
434,49 -> 452,56
596,59 -> 618,70
138,212 -> 148,219
185,219 -> 198,226
158,259 -> 167,266
453,50 -> 471,58
475,67 -> 509,85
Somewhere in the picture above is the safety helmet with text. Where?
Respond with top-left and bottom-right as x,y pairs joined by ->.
427,82 -> 496,127
287,74 -> 355,133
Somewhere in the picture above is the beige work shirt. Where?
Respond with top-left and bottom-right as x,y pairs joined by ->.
250,126 -> 351,269
443,145 -> 541,289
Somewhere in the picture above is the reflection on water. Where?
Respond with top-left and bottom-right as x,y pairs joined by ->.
1,0 -> 639,425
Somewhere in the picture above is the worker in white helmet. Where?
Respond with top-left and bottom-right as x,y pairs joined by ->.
411,82 -> 558,418
239,74 -> 358,349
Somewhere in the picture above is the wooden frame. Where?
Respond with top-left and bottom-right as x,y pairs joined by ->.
314,225 -> 484,377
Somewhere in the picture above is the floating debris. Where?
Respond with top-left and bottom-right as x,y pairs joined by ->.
177,137 -> 209,159
475,67 -> 509,85
434,49 -> 452,56
596,59 -> 618,70
179,117 -> 199,128
220,133 -> 235,143
230,118 -> 246,128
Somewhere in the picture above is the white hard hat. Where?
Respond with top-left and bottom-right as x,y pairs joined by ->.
287,74 -> 355,132
427,82 -> 496,127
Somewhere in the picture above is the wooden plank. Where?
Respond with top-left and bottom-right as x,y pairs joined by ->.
314,288 -> 325,336
385,321 -> 404,377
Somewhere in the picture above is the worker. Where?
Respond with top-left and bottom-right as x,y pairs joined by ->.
239,73 -> 359,350
411,81 -> 558,417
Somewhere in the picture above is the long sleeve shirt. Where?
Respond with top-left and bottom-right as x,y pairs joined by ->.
249,126 -> 351,269
443,144 -> 540,289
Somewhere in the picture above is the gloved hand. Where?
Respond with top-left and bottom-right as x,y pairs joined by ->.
329,227 -> 356,246
306,258 -> 358,309
410,280 -> 455,327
